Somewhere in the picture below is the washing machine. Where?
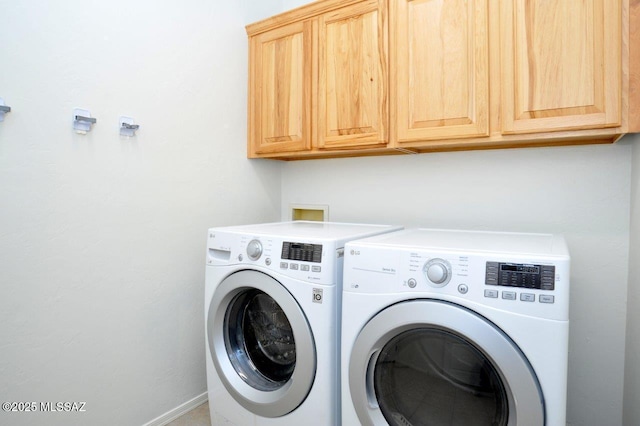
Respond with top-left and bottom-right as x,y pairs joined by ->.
205,221 -> 402,425
341,228 -> 570,426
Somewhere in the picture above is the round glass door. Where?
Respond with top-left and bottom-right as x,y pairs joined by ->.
349,300 -> 544,426
374,328 -> 508,425
207,270 -> 316,418
225,288 -> 297,390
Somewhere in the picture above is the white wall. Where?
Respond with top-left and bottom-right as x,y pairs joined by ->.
624,133 -> 640,426
1,1 -> 636,426
0,1 -> 282,425
281,142 -> 632,426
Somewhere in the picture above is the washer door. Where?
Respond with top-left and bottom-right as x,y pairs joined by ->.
208,270 -> 316,418
349,300 -> 544,426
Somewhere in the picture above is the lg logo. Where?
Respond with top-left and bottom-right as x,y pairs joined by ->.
312,288 -> 323,304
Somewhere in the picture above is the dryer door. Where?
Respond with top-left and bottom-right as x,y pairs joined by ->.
349,300 -> 543,426
207,270 -> 316,418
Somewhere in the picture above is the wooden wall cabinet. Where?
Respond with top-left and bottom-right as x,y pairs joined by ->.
247,0 -> 639,160
391,0 -> 490,145
247,0 -> 388,158
500,0 -> 622,135
248,20 -> 312,155
392,0 -> 639,153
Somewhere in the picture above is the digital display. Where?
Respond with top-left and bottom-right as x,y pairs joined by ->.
281,241 -> 322,263
486,262 -> 555,290
500,264 -> 540,274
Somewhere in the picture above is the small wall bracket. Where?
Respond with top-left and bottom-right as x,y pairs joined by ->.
73,108 -> 96,134
119,116 -> 139,137
0,98 -> 11,122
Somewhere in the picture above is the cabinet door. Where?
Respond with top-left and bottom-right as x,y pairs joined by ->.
501,0 -> 621,134
249,21 -> 312,155
392,0 -> 489,144
316,0 -> 388,149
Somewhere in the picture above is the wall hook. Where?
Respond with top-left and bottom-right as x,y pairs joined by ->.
0,98 -> 11,122
75,115 -> 96,124
119,116 -> 139,137
73,108 -> 96,134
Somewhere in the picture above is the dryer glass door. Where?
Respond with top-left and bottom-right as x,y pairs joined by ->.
374,328 -> 508,425
348,300 -> 544,426
208,270 -> 316,418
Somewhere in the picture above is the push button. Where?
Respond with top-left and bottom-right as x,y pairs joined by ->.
484,289 -> 499,298
539,295 -> 555,304
280,262 -> 288,270
312,266 -> 321,273
502,291 -> 517,300
301,265 -> 310,272
290,263 -> 299,271
520,293 -> 535,302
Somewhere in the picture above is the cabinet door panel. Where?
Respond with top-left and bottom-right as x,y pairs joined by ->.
501,0 -> 621,134
249,21 -> 312,155
317,0 -> 388,149
393,0 -> 489,144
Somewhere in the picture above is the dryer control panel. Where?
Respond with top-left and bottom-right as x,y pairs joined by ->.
343,246 -> 569,321
485,262 -> 555,290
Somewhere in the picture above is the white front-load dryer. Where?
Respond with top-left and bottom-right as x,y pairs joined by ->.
341,228 -> 570,426
205,221 -> 402,425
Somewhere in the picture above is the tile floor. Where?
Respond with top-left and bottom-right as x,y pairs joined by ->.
166,401 -> 210,426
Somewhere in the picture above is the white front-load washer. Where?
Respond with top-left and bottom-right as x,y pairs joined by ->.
341,228 -> 570,426
205,221 -> 402,425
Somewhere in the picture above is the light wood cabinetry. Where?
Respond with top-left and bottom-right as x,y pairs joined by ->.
391,0 -> 489,145
500,0 -> 622,135
247,0 -> 639,160
317,1 -> 388,150
248,20 -> 311,155
247,0 -> 388,158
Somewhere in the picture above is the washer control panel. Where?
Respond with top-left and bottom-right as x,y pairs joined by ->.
281,241 -> 323,263
207,231 -> 335,284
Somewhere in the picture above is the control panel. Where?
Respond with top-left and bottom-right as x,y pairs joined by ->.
343,245 -> 568,320
278,241 -> 324,274
281,242 -> 322,263
207,232 -> 334,284
485,262 -> 555,290
343,231 -> 569,320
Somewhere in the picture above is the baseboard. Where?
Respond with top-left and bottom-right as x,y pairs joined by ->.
142,392 -> 208,426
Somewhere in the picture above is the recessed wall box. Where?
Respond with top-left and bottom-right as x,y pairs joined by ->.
290,204 -> 329,222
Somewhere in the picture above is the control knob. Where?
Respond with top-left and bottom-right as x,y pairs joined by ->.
423,258 -> 452,287
246,239 -> 263,261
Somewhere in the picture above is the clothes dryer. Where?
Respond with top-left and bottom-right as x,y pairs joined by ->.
341,228 -> 570,426
205,221 -> 402,425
